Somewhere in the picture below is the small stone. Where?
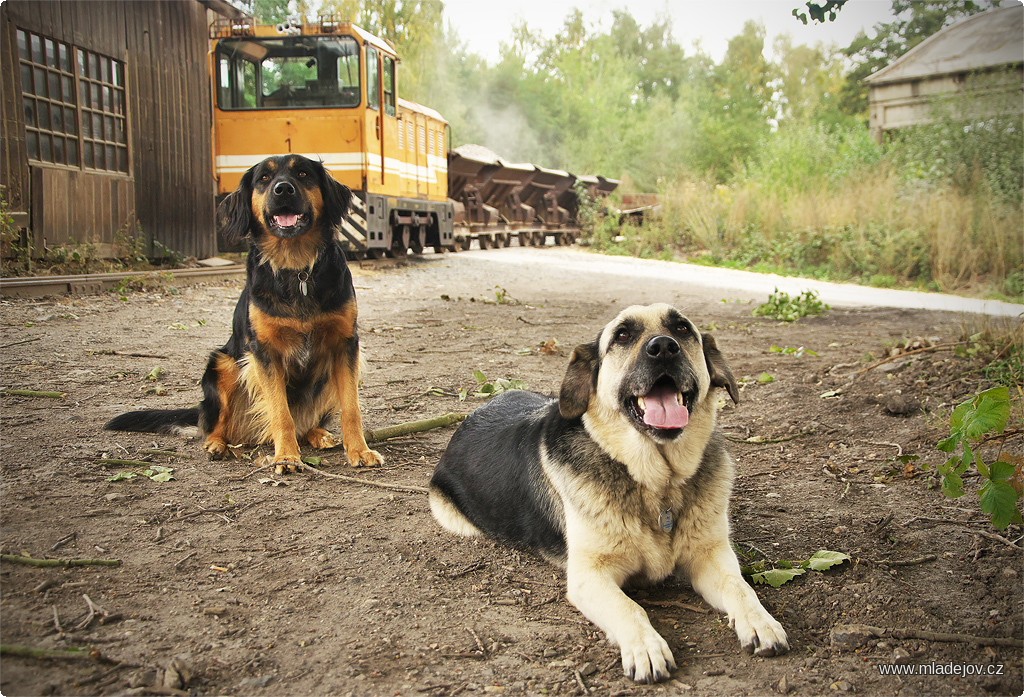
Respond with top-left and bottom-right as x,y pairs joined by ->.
884,395 -> 920,416
830,624 -> 878,649
1001,568 -> 1017,578
483,687 -> 506,694
547,659 -> 574,669
579,661 -> 598,677
541,648 -> 560,658
830,679 -> 853,692
239,676 -> 273,689
893,647 -> 911,664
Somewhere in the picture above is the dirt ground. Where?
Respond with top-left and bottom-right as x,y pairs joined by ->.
1,247 -> 1021,697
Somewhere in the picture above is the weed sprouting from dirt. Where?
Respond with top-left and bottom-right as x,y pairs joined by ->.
933,386 -> 1023,530
753,289 -> 829,322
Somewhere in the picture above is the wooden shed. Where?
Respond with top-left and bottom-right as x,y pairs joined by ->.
865,4 -> 1024,143
0,0 -> 240,261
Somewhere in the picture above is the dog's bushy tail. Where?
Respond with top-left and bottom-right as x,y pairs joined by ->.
105,408 -> 199,434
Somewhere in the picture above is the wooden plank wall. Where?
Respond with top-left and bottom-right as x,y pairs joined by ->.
31,167 -> 133,250
124,1 -> 216,259
0,0 -> 216,259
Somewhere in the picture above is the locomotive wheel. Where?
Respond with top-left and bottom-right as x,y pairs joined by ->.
410,226 -> 426,255
388,227 -> 411,258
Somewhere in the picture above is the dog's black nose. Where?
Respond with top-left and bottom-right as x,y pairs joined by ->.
273,180 -> 296,196
646,335 -> 680,358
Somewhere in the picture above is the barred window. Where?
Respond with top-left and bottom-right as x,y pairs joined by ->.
17,28 -> 128,174
77,47 -> 128,172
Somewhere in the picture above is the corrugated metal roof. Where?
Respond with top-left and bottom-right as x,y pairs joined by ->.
398,97 -> 448,123
866,4 -> 1023,85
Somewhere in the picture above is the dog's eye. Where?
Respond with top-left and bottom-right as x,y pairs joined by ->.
259,173 -> 270,182
297,171 -> 307,178
675,323 -> 690,335
614,328 -> 631,344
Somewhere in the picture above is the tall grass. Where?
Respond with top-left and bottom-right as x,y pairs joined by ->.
597,117 -> 1024,300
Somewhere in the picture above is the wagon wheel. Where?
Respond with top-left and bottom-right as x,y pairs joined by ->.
532,231 -> 546,246
458,235 -> 472,251
367,248 -> 386,260
501,233 -> 513,247
478,235 -> 491,250
518,232 -> 531,247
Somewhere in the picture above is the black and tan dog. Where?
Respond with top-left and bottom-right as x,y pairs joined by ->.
429,303 -> 788,683
106,155 -> 383,472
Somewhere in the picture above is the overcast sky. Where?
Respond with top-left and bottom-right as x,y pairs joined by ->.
441,0 -> 902,62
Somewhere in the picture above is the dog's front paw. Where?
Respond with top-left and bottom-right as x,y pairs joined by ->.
347,447 -> 384,468
273,457 -> 305,475
619,625 -> 676,684
204,436 -> 228,460
732,606 -> 789,657
305,428 -> 340,450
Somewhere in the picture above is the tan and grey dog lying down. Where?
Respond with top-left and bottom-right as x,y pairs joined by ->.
429,304 -> 789,683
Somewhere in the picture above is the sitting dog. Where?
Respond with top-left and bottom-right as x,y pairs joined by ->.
429,304 -> 788,682
106,155 -> 383,472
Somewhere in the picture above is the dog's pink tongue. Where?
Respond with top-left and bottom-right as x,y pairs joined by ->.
643,385 -> 688,429
274,214 -> 299,227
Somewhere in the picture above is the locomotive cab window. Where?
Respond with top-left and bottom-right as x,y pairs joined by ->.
216,36 -> 360,110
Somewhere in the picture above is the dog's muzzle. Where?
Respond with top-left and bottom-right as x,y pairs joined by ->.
265,178 -> 313,238
622,336 -> 697,439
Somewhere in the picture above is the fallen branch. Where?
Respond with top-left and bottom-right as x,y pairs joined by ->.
0,644 -> 99,661
0,554 -> 122,568
365,412 -> 467,444
877,554 -> 937,567
94,349 -> 169,359
301,464 -> 428,494
872,626 -> 1022,648
0,336 -> 42,349
1,389 -> 66,399
96,458 -> 153,468
853,343 -> 958,376
142,449 -> 184,458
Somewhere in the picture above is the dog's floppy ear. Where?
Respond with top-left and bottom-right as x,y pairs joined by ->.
559,341 -> 599,419
702,333 -> 739,404
217,165 -> 256,244
318,162 -> 352,229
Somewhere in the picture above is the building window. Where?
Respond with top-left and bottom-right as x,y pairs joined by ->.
17,28 -> 128,174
